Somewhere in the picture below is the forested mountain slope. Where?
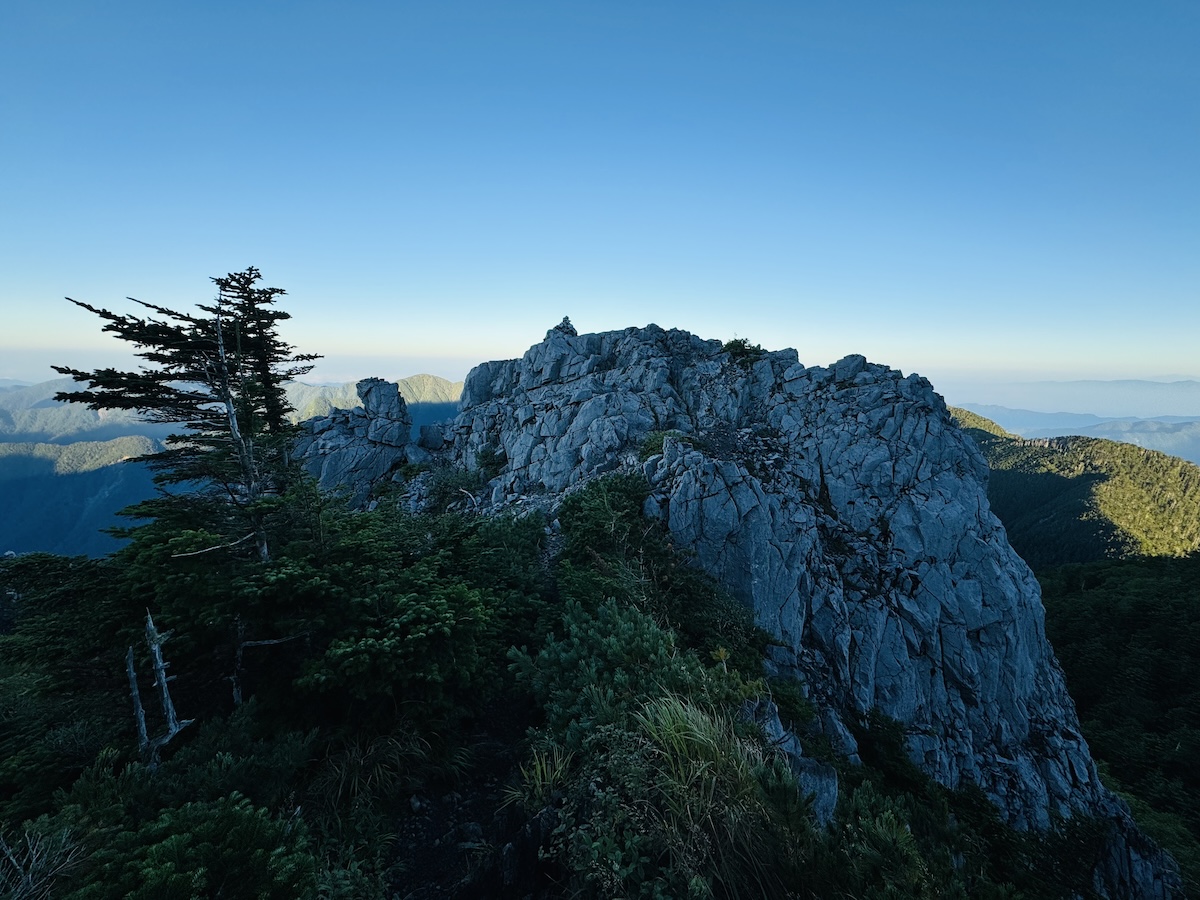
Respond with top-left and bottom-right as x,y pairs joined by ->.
1041,556 -> 1200,894
950,408 -> 1200,570
0,437 -> 159,556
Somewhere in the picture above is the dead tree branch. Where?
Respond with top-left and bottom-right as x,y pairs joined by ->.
170,531 -> 256,558
126,612 -> 194,766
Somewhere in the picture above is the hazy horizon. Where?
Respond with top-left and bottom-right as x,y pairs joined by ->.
11,337 -> 1200,420
3,3 -> 1196,398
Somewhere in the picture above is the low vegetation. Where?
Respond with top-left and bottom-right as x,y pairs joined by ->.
0,471 -> 1136,898
0,277 -> 1185,897
722,337 -> 766,368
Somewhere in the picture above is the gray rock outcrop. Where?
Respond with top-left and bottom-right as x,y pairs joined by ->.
295,377 -> 427,506
300,324 -> 1183,897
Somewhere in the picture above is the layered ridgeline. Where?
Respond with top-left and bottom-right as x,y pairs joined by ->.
0,376 -> 462,555
298,322 -> 1182,897
0,380 -> 169,554
0,376 -> 462,444
949,408 -> 1200,570
959,404 -> 1200,466
0,379 -> 174,444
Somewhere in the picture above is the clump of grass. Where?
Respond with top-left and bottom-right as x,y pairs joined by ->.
503,743 -> 575,813
638,430 -> 687,461
632,695 -> 805,899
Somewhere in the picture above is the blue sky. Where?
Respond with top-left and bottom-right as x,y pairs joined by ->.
2,1 -> 1197,403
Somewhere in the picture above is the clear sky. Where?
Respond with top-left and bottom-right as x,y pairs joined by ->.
2,1 -> 1197,402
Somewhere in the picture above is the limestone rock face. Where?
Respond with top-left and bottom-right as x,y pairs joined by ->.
304,325 -> 1182,897
294,377 -> 424,506
455,328 -> 1083,812
448,325 -> 1181,897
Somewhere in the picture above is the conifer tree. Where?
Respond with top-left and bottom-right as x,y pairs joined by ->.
53,267 -> 319,561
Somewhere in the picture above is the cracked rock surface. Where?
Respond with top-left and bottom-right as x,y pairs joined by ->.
295,377 -> 427,507
301,324 -> 1183,897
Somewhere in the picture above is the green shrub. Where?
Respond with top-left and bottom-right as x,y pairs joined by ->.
511,598 -> 714,749
426,465 -> 482,511
475,444 -> 507,480
825,781 -> 939,899
554,475 -> 768,679
767,677 -> 816,731
59,793 -> 317,899
722,338 -> 766,368
297,566 -> 490,727
557,473 -> 652,562
638,430 -> 686,462
150,703 -> 313,812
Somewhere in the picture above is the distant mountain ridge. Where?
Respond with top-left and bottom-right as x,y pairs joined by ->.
0,377 -> 173,444
960,403 -> 1200,465
286,374 -> 463,421
955,379 -> 1200,418
1025,419 -> 1200,466
950,407 -> 1200,569
0,376 -> 465,444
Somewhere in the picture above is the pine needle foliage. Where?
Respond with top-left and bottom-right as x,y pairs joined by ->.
53,268 -> 319,560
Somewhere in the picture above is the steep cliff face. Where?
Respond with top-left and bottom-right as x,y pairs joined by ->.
298,323 -> 1182,897
456,325 -> 1082,807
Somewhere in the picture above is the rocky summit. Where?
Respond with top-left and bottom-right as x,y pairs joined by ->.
297,322 -> 1183,897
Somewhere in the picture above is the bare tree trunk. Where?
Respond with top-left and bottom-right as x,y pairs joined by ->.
126,646 -> 149,755
126,612 -> 194,766
213,316 -> 270,562
230,618 -> 245,707
227,616 -> 308,706
145,612 -> 186,737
